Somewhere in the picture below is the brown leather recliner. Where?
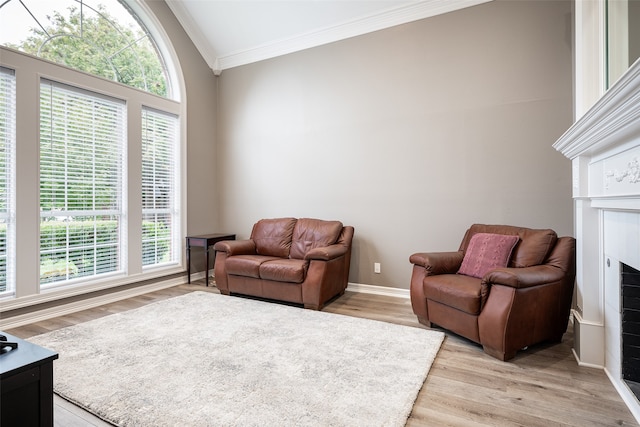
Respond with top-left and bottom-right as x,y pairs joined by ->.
214,217 -> 354,310
409,224 -> 576,361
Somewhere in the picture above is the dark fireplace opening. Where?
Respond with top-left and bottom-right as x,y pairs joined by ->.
622,263 -> 640,401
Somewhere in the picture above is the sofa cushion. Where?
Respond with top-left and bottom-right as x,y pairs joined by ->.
259,259 -> 309,283
511,228 -> 558,268
226,255 -> 281,278
463,224 -> 558,268
251,217 -> 297,258
424,274 -> 484,315
458,233 -> 519,279
290,218 -> 343,260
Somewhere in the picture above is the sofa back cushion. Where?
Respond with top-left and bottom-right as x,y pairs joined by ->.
251,217 -> 297,257
290,218 -> 343,259
460,224 -> 558,268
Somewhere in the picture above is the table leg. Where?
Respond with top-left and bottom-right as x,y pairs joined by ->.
186,241 -> 191,284
205,246 -> 210,287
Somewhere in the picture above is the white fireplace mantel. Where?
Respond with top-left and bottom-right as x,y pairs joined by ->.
553,58 -> 640,423
554,57 -> 640,163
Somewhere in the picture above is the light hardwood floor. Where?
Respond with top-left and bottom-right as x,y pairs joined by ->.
7,281 -> 640,427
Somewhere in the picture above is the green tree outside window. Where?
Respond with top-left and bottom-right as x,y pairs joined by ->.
1,1 -> 168,97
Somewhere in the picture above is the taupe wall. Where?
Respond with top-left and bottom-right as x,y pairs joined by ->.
146,1 -> 219,272
216,0 -> 574,289
147,1 -> 219,236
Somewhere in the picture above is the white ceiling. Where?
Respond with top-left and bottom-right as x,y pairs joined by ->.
165,0 -> 491,74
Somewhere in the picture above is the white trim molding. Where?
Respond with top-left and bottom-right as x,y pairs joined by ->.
166,0 -> 492,74
553,57 -> 640,425
347,282 -> 410,299
573,0 -> 607,119
0,275 -> 185,330
0,279 -> 410,330
554,57 -> 640,161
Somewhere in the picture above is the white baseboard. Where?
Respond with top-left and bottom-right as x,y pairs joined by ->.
347,282 -> 410,299
0,276 -> 407,331
605,368 -> 640,425
0,275 -> 187,330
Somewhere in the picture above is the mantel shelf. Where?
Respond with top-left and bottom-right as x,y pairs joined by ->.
554,57 -> 640,160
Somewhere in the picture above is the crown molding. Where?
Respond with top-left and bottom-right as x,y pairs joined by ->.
216,0 -> 492,72
164,0 -> 221,73
167,0 -> 492,75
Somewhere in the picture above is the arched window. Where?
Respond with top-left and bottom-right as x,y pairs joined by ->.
0,0 -> 183,299
0,0 -> 171,98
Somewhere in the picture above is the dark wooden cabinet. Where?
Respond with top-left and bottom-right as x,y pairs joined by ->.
1,332 -> 58,427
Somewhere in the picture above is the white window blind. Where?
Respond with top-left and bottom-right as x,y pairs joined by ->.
39,80 -> 125,286
142,107 -> 178,267
0,66 -> 16,295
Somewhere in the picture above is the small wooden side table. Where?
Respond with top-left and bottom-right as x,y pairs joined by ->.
186,233 -> 235,287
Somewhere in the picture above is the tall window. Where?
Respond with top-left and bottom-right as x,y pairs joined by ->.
142,108 -> 178,267
0,67 -> 16,295
0,0 -> 182,300
39,80 -> 125,286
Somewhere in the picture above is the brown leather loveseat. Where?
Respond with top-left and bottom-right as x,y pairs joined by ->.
409,224 -> 576,361
214,217 -> 354,310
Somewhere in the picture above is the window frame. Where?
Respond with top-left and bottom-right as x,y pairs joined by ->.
0,66 -> 16,298
141,107 -> 180,269
0,46 -> 185,305
39,79 -> 127,288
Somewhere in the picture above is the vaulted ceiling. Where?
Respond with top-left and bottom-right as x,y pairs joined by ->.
165,0 -> 492,74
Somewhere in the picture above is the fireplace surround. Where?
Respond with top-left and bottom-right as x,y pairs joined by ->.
553,58 -> 640,422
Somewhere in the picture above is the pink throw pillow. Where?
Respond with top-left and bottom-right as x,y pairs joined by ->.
458,233 -> 519,279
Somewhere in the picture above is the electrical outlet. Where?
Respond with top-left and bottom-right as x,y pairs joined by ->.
374,262 -> 381,274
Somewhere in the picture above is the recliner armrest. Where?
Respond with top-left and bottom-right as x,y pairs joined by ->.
484,264 -> 565,289
409,251 -> 463,275
213,239 -> 256,256
305,244 -> 348,261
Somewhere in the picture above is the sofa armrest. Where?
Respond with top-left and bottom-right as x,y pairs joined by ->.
213,239 -> 256,256
409,251 -> 463,275
484,265 -> 565,289
305,244 -> 348,261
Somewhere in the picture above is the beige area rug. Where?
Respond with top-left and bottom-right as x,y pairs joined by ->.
29,291 -> 444,427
